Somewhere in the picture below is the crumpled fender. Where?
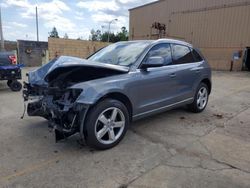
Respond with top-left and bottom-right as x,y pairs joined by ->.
70,74 -> 133,105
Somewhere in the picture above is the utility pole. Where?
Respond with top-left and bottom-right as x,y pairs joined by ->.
101,25 -> 104,34
36,6 -> 39,41
0,6 -> 5,51
107,19 -> 118,43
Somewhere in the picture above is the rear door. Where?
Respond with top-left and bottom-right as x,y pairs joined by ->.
171,44 -> 204,100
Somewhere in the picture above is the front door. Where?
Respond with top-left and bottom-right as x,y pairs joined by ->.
134,43 -> 178,115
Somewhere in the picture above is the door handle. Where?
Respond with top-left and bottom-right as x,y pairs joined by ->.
193,67 -> 202,73
170,73 -> 176,78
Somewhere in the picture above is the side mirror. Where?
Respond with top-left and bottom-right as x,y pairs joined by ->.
141,56 -> 164,69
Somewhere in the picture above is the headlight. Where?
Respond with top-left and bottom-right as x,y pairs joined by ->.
70,89 -> 82,102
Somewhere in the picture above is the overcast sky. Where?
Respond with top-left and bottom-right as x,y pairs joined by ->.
1,0 -> 156,41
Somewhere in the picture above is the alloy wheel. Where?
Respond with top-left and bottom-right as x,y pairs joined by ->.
94,107 -> 125,145
197,87 -> 208,110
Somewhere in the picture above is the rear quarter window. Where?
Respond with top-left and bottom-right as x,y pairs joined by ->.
172,44 -> 195,64
191,49 -> 203,62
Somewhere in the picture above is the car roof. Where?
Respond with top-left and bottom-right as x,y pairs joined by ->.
116,39 -> 193,48
154,38 -> 193,47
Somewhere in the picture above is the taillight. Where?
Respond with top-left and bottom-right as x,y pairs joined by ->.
8,55 -> 17,65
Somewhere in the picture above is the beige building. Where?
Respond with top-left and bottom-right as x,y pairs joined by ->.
129,0 -> 250,71
48,38 -> 109,60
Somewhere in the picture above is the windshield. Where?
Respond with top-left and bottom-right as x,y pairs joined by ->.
88,41 -> 151,67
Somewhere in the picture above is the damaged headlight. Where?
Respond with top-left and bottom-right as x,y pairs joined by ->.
67,89 -> 83,102
53,88 -> 83,106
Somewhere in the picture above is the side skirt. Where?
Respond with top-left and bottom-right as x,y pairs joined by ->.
132,98 -> 194,121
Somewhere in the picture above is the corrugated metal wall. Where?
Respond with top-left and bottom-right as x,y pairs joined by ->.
129,0 -> 250,70
130,0 -> 250,47
168,4 -> 250,48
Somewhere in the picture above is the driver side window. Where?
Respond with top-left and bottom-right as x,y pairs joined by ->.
145,43 -> 173,66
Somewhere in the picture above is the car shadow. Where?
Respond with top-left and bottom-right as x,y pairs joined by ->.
0,81 -> 23,93
131,106 -> 188,127
0,88 -> 11,93
20,117 -> 88,151
0,82 -> 10,91
19,106 -> 203,152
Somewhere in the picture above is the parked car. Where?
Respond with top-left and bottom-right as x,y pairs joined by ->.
23,39 -> 212,150
0,51 -> 22,91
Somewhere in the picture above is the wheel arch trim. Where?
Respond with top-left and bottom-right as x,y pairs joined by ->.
78,91 -> 133,138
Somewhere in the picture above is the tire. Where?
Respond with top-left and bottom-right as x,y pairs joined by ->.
7,80 -> 13,87
84,99 -> 129,150
188,83 -> 209,113
10,81 -> 22,92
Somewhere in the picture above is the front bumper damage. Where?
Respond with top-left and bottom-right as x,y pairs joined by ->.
23,82 -> 89,142
22,56 -> 129,143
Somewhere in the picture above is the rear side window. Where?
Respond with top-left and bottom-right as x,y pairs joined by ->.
146,43 -> 172,66
172,44 -> 195,64
191,49 -> 203,62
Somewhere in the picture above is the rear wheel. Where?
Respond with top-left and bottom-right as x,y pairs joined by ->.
10,80 -> 22,92
188,83 -> 209,113
84,99 -> 129,150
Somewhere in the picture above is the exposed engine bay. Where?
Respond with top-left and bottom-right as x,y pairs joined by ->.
22,56 -> 128,141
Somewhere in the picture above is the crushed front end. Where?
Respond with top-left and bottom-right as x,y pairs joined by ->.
22,56 -> 129,142
23,82 -> 89,141
21,57 -> 89,142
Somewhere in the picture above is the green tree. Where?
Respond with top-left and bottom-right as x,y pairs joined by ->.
100,32 -> 116,42
117,27 -> 128,41
90,29 -> 101,41
90,27 -> 129,43
49,27 -> 59,38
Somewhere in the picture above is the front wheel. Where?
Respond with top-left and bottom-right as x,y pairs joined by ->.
84,99 -> 129,150
10,80 -> 22,92
188,83 -> 209,113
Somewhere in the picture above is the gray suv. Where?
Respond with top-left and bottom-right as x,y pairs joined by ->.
23,39 -> 211,150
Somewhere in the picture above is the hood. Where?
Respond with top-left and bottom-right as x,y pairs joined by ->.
28,56 -> 129,86
28,58 -> 57,86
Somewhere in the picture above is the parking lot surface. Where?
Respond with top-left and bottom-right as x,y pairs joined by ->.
0,69 -> 250,188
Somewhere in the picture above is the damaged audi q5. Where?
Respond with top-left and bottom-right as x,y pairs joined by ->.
23,39 -> 212,150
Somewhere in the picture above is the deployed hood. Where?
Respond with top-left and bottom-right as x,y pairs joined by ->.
28,56 -> 129,87
28,58 -> 57,86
